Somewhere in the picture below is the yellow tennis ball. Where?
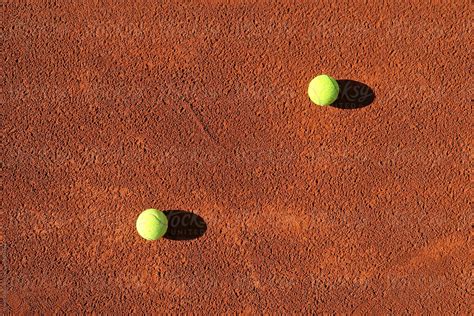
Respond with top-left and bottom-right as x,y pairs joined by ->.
308,74 -> 339,106
136,209 -> 168,241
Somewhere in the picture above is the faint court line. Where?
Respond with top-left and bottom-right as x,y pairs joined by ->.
162,80 -> 222,147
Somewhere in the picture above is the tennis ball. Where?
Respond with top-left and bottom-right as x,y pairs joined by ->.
308,74 -> 339,106
136,209 -> 168,241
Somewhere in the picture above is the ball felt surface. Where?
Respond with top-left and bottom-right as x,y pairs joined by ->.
308,74 -> 339,106
136,209 -> 168,240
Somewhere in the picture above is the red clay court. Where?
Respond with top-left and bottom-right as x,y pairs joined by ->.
3,1 -> 471,314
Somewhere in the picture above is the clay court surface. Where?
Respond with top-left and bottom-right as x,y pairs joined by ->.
3,1 -> 471,313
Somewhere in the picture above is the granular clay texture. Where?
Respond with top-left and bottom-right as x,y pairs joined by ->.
3,1 -> 471,314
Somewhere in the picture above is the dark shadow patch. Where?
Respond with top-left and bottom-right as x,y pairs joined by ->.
332,80 -> 375,109
163,210 -> 207,241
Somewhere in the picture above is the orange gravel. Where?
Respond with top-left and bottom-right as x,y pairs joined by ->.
3,1 -> 471,314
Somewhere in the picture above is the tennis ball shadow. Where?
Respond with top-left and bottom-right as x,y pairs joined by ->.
163,210 -> 207,241
331,80 -> 375,109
